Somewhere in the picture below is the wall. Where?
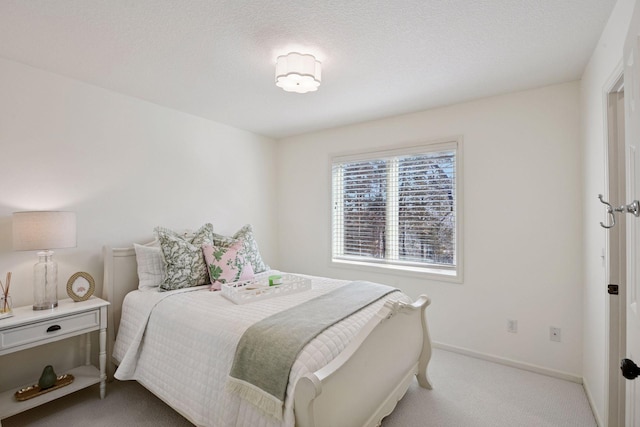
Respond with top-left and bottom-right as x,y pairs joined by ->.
0,57 -> 277,390
580,0 -> 637,424
277,82 -> 583,377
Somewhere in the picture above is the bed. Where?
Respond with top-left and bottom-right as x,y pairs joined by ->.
102,243 -> 433,427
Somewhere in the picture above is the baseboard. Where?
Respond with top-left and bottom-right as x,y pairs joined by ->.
581,376 -> 603,427
432,341 -> 583,384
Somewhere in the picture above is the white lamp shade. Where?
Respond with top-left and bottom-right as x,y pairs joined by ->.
12,211 -> 77,251
275,52 -> 321,94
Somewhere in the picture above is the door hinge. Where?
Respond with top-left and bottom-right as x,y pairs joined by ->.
608,284 -> 619,295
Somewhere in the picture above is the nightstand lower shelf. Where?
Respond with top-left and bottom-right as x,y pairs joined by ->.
0,298 -> 109,426
0,365 -> 100,419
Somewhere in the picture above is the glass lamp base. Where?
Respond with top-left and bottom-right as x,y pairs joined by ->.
33,250 -> 58,311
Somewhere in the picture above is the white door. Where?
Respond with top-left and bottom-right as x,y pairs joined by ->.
607,79 -> 626,427
625,3 -> 640,425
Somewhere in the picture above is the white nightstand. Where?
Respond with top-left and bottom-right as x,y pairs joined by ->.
0,297 -> 109,424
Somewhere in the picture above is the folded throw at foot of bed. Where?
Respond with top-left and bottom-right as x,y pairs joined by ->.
226,280 -> 397,420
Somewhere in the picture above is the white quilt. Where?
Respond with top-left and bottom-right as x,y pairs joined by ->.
113,271 -> 410,427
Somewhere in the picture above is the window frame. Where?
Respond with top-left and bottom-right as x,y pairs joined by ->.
329,137 -> 464,283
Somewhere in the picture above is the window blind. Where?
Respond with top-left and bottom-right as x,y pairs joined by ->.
332,145 -> 457,270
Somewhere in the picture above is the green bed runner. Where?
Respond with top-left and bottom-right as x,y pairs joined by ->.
227,280 -> 397,420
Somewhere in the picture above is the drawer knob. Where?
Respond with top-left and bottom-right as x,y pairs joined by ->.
46,325 -> 61,333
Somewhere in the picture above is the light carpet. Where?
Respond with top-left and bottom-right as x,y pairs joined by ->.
3,349 -> 596,426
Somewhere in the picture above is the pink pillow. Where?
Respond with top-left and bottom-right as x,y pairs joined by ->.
202,241 -> 255,291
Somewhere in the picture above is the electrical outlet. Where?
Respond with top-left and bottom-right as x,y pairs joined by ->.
507,319 -> 517,333
550,327 -> 561,342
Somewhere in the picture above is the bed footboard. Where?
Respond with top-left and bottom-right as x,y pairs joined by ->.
294,295 -> 432,427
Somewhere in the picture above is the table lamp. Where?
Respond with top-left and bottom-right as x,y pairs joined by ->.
12,211 -> 77,310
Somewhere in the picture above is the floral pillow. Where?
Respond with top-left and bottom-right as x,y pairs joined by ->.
155,223 -> 214,291
202,241 -> 255,291
212,224 -> 269,273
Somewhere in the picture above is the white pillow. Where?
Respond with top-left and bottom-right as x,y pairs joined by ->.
134,240 -> 165,291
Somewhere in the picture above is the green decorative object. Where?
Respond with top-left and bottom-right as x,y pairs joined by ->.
269,275 -> 282,286
38,365 -> 57,390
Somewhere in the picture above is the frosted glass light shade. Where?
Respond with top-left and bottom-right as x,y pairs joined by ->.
275,52 -> 321,94
12,211 -> 77,251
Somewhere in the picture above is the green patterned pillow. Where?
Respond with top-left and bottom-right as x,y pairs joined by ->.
155,223 -> 214,290
212,224 -> 270,273
202,241 -> 255,290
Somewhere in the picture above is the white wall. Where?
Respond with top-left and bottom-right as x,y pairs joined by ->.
0,57 -> 277,389
277,82 -> 583,376
580,0 -> 637,424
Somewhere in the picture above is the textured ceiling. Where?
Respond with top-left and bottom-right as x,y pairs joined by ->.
0,0 -> 617,139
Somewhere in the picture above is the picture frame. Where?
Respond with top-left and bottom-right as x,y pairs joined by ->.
66,272 -> 95,302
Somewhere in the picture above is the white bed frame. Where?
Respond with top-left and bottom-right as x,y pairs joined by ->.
103,245 -> 433,427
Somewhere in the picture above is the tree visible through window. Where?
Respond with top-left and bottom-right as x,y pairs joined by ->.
341,159 -> 387,259
332,142 -> 459,275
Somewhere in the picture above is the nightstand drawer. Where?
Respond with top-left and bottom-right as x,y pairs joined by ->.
0,310 -> 99,351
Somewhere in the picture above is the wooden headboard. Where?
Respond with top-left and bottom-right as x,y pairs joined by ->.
102,245 -> 139,377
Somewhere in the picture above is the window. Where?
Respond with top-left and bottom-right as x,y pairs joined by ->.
331,139 -> 462,280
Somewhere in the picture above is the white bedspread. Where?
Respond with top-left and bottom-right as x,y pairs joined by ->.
113,271 -> 410,427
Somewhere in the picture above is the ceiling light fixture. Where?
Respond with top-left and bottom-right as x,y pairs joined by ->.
275,52 -> 321,94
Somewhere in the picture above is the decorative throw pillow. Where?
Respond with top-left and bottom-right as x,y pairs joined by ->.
212,224 -> 269,273
134,240 -> 165,291
155,223 -> 214,291
202,241 -> 255,290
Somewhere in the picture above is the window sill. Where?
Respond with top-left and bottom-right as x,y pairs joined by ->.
330,258 -> 462,284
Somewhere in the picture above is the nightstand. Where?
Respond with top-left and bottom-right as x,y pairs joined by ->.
0,297 -> 109,425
